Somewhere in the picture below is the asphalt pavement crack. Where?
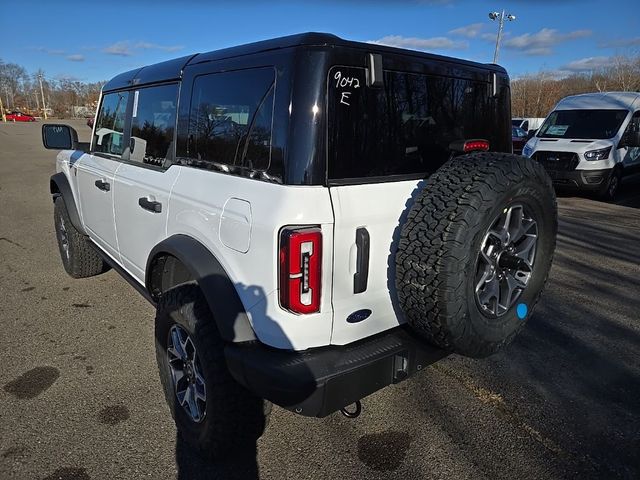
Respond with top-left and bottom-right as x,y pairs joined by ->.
0,237 -> 26,250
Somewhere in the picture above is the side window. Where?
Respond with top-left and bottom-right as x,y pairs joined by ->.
129,83 -> 179,167
187,68 -> 275,172
626,111 -> 640,133
522,121 -> 529,131
92,91 -> 129,156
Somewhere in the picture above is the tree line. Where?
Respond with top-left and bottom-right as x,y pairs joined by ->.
0,59 -> 104,117
511,54 -> 640,119
2,55 -> 639,119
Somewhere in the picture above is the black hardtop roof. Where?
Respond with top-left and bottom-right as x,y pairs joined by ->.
103,32 -> 506,92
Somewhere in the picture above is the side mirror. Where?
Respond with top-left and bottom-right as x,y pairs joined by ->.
42,124 -> 80,150
527,129 -> 538,140
620,130 -> 640,148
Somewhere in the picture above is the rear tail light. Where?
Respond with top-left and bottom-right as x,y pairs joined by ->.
279,227 -> 322,314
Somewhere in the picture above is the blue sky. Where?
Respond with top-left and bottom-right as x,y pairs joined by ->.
2,0 -> 639,83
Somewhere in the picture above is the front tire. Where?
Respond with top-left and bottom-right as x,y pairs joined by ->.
155,284 -> 270,459
54,196 -> 109,278
598,167 -> 622,201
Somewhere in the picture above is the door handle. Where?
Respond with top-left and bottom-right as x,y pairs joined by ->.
354,227 -> 370,294
94,179 -> 110,191
138,197 -> 162,213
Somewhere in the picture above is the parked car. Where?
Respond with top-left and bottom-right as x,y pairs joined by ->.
523,92 -> 640,200
6,111 -> 36,122
41,32 -> 557,460
512,126 -> 528,154
512,117 -> 545,134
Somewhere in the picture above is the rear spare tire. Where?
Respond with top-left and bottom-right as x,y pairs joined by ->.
395,153 -> 557,358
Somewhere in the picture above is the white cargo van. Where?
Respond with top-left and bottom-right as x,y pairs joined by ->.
523,92 -> 640,199
512,117 -> 545,134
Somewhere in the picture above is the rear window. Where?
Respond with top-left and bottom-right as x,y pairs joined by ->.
327,66 -> 500,182
537,109 -> 628,140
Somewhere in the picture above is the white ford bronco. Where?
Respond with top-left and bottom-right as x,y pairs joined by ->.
42,33 -> 557,458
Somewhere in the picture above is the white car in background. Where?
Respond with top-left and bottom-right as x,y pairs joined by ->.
523,92 -> 640,200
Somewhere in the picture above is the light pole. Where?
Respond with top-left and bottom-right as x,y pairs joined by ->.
38,73 -> 48,120
489,10 -> 516,64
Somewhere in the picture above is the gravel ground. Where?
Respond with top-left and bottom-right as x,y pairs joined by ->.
1,120 -> 639,480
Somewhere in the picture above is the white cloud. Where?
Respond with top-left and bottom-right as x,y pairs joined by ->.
103,41 -> 133,56
134,42 -> 184,52
599,37 -> 640,49
503,28 -> 592,56
480,32 -> 498,42
30,47 -> 65,56
368,35 -> 468,51
103,41 -> 184,56
449,23 -> 484,39
562,56 -> 614,72
66,54 -> 85,62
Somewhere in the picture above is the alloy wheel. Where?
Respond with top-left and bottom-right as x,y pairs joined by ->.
167,325 -> 207,423
474,204 -> 538,317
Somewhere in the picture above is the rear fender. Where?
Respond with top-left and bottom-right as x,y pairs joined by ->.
146,235 -> 257,344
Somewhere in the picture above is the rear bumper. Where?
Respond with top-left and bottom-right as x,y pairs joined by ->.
224,326 -> 448,417
546,168 -> 612,191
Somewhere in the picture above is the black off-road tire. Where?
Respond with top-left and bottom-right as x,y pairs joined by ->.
53,196 -> 110,278
395,153 -> 557,358
155,284 -> 271,460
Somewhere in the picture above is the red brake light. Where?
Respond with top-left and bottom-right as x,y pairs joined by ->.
279,227 -> 322,314
463,139 -> 490,152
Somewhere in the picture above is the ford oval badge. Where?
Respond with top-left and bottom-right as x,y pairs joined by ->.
347,309 -> 372,323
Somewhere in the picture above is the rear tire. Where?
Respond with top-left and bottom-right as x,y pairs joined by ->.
395,153 -> 557,358
54,196 -> 109,278
155,284 -> 270,460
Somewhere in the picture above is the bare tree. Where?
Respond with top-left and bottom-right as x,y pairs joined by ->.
512,54 -> 640,118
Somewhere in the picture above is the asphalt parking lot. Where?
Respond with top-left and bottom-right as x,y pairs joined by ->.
1,120 -> 639,480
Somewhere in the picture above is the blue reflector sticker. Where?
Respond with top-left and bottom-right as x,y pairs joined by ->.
516,303 -> 528,320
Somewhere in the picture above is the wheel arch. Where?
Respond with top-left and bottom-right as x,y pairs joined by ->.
146,235 -> 257,344
50,172 -> 86,235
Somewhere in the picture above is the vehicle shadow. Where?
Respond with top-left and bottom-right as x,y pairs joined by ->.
418,200 -> 640,478
614,172 -> 640,209
175,432 -> 259,480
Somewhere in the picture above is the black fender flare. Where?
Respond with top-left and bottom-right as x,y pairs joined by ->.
146,235 -> 257,343
50,172 -> 86,235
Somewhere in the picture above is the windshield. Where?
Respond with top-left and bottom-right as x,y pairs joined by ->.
537,109 -> 628,139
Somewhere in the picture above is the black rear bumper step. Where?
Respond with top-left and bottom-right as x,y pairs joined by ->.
225,326 -> 448,417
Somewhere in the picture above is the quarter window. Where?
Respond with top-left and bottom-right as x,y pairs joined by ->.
92,91 -> 129,157
129,84 -> 179,167
187,68 -> 275,172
